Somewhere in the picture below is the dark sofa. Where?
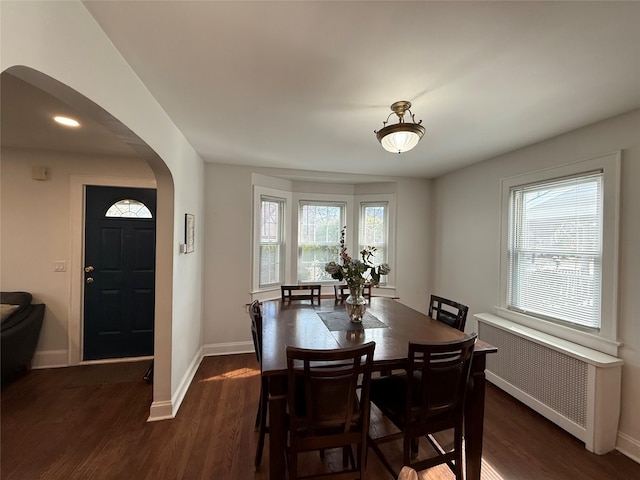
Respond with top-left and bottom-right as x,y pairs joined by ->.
1,291 -> 45,383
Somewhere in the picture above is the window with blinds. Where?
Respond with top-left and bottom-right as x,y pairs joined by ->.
259,196 -> 284,287
508,173 -> 603,330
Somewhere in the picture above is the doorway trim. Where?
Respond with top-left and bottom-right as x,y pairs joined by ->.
69,174 -> 157,366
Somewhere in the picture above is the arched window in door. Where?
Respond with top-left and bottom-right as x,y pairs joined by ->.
105,199 -> 153,218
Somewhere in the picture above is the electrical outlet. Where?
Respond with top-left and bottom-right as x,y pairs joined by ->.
53,261 -> 67,272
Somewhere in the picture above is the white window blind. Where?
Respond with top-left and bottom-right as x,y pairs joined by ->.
508,172 -> 603,329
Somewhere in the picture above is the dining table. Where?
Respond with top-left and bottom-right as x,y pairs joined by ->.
260,296 -> 497,480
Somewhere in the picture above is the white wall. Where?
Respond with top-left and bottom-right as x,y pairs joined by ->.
202,164 -> 431,352
431,109 -> 640,460
1,1 -> 205,419
0,149 -> 155,365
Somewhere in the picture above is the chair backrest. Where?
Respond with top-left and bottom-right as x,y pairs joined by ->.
281,284 -> 321,304
286,342 -> 376,434
333,284 -> 372,304
405,334 -> 477,429
428,295 -> 469,331
249,300 -> 262,365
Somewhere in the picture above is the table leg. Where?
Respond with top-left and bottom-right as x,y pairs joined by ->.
465,354 -> 488,480
268,374 -> 287,480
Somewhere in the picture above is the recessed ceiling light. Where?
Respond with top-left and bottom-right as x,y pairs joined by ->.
54,116 -> 80,127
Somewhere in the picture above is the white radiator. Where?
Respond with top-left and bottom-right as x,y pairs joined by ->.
475,313 -> 623,454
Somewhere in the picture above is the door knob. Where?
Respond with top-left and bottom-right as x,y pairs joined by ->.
86,277 -> 94,284
84,266 -> 94,273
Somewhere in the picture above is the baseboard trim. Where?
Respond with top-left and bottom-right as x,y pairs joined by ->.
147,400 -> 174,422
202,341 -> 254,357
147,347 -> 203,422
616,431 -> 640,464
32,349 -> 68,369
171,347 -> 203,418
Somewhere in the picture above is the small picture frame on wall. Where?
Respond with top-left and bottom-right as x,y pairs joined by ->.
185,213 -> 195,254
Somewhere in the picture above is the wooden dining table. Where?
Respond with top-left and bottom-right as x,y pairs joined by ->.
260,296 -> 497,480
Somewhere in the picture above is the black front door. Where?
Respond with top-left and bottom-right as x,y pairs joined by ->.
83,186 -> 156,361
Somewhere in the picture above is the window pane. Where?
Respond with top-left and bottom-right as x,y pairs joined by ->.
360,203 -> 387,267
260,197 -> 284,287
260,245 -> 281,285
509,174 -> 602,329
298,202 -> 344,282
261,200 -> 280,243
105,199 -> 152,218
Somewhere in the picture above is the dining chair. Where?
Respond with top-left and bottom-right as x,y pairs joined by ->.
397,466 -> 419,480
368,334 -> 478,479
286,341 -> 376,480
428,295 -> 469,332
281,284 -> 322,304
333,284 -> 372,304
249,300 -> 269,468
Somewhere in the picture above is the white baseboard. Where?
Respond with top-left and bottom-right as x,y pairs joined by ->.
171,346 -> 203,418
147,347 -> 203,422
147,400 -> 174,422
147,343 -> 253,422
32,349 -> 68,369
616,431 -> 640,464
202,341 -> 254,357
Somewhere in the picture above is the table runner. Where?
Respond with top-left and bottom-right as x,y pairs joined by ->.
316,309 -> 388,331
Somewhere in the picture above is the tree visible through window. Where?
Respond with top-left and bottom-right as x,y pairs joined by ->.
360,203 -> 387,269
298,202 -> 344,282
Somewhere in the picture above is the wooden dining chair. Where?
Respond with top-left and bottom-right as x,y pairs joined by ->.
286,341 -> 376,480
249,300 -> 269,468
428,295 -> 469,331
397,466 -> 419,480
368,334 -> 478,479
281,284 -> 322,304
333,284 -> 372,304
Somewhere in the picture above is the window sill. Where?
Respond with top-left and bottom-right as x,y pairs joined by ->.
493,306 -> 622,357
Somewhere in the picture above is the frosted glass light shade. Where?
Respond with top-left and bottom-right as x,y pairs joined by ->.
381,130 -> 421,153
376,122 -> 425,154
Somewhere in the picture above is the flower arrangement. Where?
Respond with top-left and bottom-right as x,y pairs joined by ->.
324,227 -> 391,290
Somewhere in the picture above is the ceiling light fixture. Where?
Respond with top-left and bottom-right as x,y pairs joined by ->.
53,116 -> 80,127
374,101 -> 425,154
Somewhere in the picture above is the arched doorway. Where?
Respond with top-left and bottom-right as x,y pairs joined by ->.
1,66 -> 174,419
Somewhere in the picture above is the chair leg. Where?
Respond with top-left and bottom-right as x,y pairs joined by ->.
410,437 -> 419,457
454,426 -> 463,480
288,445 -> 298,480
254,381 -> 268,468
254,386 -> 262,430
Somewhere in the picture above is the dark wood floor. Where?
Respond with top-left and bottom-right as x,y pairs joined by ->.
2,354 -> 638,480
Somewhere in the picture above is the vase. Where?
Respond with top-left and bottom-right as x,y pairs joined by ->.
345,284 -> 367,323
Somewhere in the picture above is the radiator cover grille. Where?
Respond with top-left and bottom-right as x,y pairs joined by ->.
479,323 -> 588,428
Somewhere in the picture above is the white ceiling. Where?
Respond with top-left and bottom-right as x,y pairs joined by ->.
3,1 -> 639,178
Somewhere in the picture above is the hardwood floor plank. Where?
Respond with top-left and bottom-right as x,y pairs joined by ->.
2,354 -> 638,480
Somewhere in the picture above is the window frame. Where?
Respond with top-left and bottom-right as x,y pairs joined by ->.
296,200 -> 346,284
359,201 -> 389,285
498,151 -> 621,355
258,195 -> 285,288
252,177 -> 397,298
252,185 -> 291,294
